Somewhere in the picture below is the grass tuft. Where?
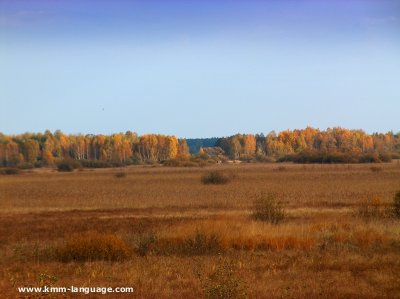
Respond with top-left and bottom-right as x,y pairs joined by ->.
132,232 -> 158,256
251,193 -> 285,224
184,230 -> 222,255
199,258 -> 247,299
55,231 -> 132,262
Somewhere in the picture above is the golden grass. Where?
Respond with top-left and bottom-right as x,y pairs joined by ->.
153,215 -> 395,253
55,231 -> 133,262
1,163 -> 400,213
0,163 -> 399,298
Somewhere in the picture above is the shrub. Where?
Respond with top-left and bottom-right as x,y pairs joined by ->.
132,233 -> 158,256
34,161 -> 43,168
163,159 -> 200,167
55,231 -> 132,262
115,172 -> 127,178
251,193 -> 285,224
278,151 -> 348,164
184,230 -> 221,255
393,191 -> 400,219
201,171 -> 230,185
162,159 -> 180,167
278,150 -> 390,164
255,155 -> 275,163
18,163 -> 34,170
379,153 -> 392,163
0,168 -> 20,175
359,153 -> 381,163
200,258 -> 247,299
57,159 -> 80,172
80,160 -> 112,168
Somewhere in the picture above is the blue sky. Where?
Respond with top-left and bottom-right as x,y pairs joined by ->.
1,0 -> 399,137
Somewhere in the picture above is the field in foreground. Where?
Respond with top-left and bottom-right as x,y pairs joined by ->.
0,163 -> 399,298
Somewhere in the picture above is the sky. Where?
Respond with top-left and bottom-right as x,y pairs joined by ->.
1,0 -> 399,138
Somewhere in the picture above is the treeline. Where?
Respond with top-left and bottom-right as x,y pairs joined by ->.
215,127 -> 400,163
0,130 -> 189,168
0,127 -> 399,168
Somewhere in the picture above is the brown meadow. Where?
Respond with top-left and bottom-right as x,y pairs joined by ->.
0,163 -> 400,298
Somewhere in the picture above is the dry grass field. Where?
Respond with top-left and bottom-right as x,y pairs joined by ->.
0,163 -> 400,298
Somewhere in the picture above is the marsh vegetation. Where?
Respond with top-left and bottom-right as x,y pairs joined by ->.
0,163 -> 399,298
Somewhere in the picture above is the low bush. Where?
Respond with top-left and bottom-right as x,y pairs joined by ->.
359,153 -> 381,163
57,159 -> 80,172
278,150 -> 359,164
34,161 -> 44,168
278,150 -> 391,164
255,155 -> 275,163
132,233 -> 158,256
0,168 -> 20,175
184,230 -> 221,255
163,159 -> 200,167
379,153 -> 392,162
80,160 -> 112,168
55,231 -> 132,262
251,193 -> 285,224
17,163 -> 34,170
199,258 -> 247,299
162,159 -> 180,167
115,172 -> 127,178
163,157 -> 216,167
201,171 -> 230,185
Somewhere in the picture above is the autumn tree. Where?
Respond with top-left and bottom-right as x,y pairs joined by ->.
21,138 -> 40,164
243,134 -> 256,157
177,139 -> 190,160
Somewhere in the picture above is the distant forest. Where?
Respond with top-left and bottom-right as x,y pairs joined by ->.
186,138 -> 219,153
1,127 -> 400,168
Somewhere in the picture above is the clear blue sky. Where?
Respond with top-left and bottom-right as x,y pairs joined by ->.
1,0 -> 399,137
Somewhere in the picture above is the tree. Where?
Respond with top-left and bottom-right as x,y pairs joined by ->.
177,139 -> 190,160
21,139 -> 39,164
165,136 -> 178,160
243,134 -> 256,157
230,135 -> 242,159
